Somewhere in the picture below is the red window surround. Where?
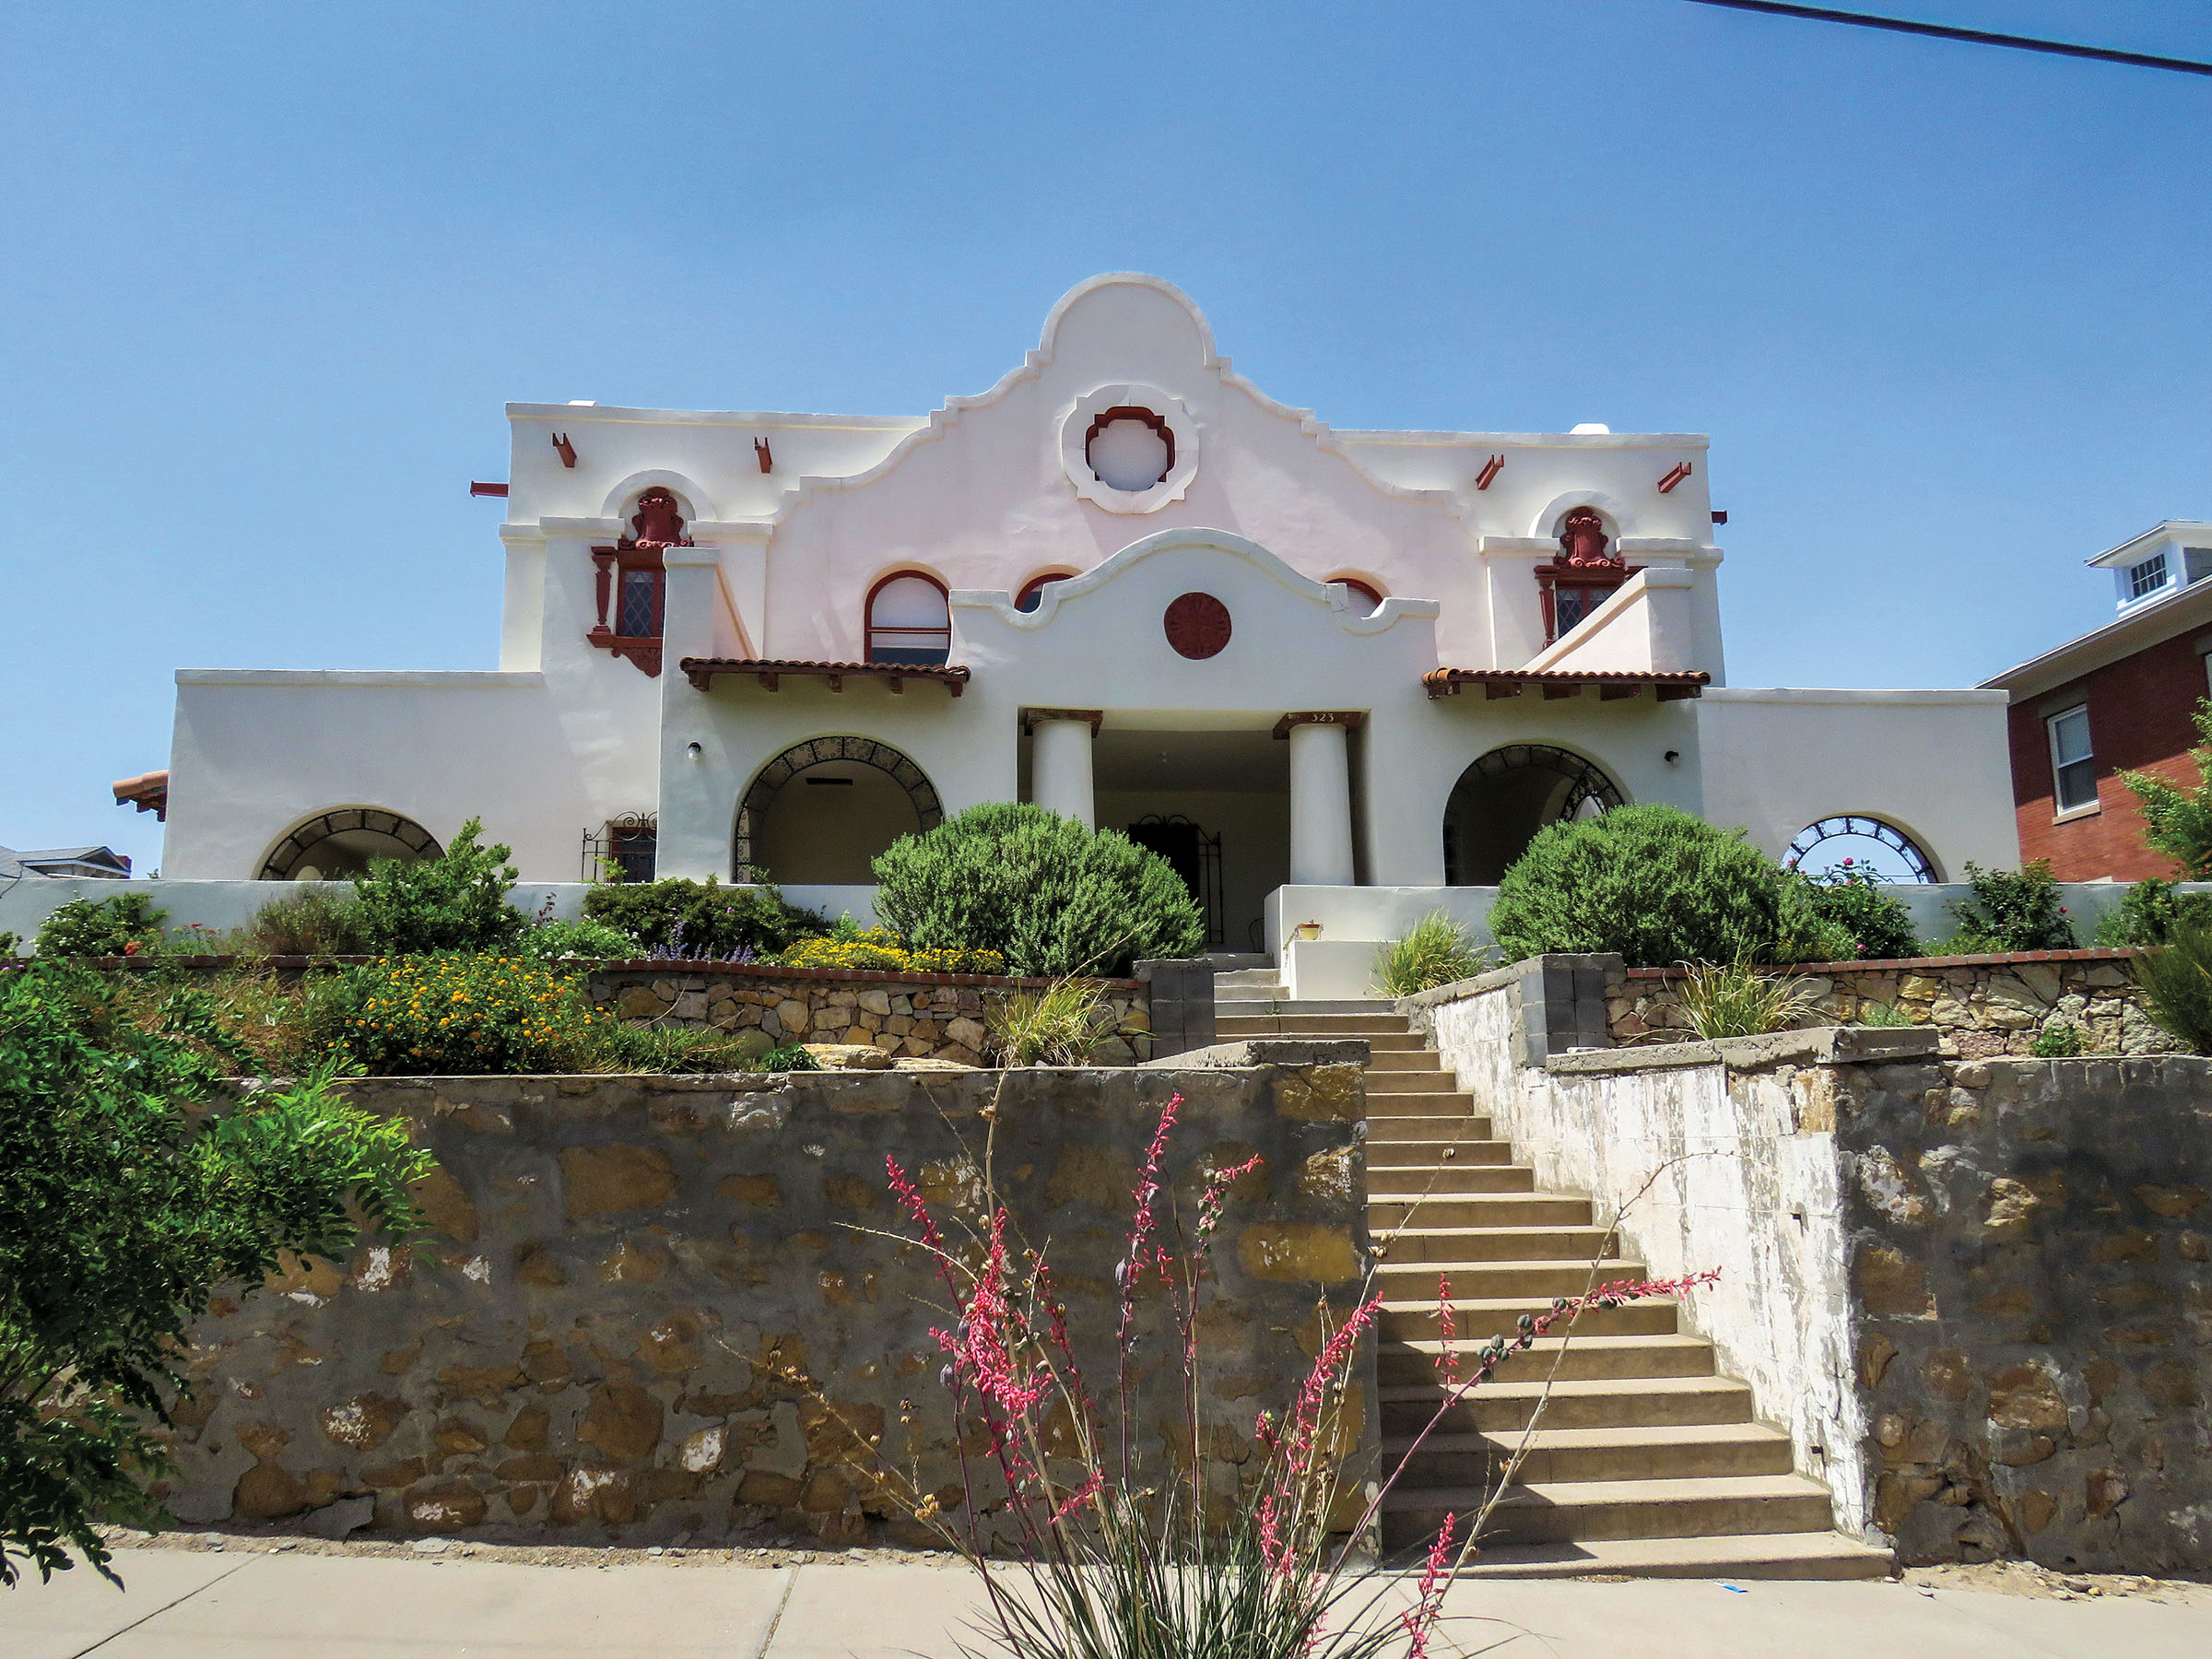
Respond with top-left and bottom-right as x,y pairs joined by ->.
1534,508 -> 1630,645
588,545 -> 666,677
1330,576 -> 1384,614
1015,571 -> 1074,612
865,571 -> 953,665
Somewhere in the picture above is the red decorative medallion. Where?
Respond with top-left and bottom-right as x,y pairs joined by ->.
1163,593 -> 1232,660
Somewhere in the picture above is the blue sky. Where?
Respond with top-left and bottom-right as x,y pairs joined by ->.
4,1 -> 2209,872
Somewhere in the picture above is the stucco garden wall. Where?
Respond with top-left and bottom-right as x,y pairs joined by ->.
1399,956 -> 2212,1572
1612,949 -> 2177,1060
161,1061 -> 1371,1547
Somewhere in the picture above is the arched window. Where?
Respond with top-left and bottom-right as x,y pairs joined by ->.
735,736 -> 944,883
865,573 -> 952,665
1015,571 -> 1074,613
1441,746 -> 1625,885
1784,817 -> 1938,883
1330,576 -> 1384,615
259,808 -> 441,881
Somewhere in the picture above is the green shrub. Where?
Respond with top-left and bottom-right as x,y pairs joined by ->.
0,962 -> 429,1584
1488,805 -> 1833,969
1853,1000 -> 1917,1029
762,1043 -> 820,1072
2091,877 -> 2212,947
2030,1020 -> 2085,1057
581,877 -> 815,959
1803,866 -> 1920,961
236,888 -> 370,956
2134,922 -> 2212,1054
315,952 -> 611,1076
871,803 -> 1205,977
2117,697 -> 2212,877
33,894 -> 169,959
518,917 -> 639,962
1944,861 -> 2076,953
594,1022 -> 779,1074
350,818 -> 527,955
1373,911 -> 1486,997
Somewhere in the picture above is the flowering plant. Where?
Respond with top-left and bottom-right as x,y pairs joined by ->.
868,1091 -> 1708,1659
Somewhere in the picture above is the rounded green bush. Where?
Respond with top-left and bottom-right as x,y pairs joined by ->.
871,802 -> 1205,977
1488,804 -> 1836,968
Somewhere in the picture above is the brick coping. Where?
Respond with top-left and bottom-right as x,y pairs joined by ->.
1624,947 -> 2138,981
29,955 -> 1141,992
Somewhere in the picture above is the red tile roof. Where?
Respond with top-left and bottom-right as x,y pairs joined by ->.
112,770 -> 170,819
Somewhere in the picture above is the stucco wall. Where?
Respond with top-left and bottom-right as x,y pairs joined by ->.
164,1062 -> 1371,1546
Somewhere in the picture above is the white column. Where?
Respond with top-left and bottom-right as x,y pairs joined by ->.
1288,719 -> 1356,886
1030,716 -> 1096,830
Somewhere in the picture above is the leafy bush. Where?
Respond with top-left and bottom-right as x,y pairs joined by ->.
2092,877 -> 2212,947
1673,959 -> 1820,1040
315,953 -> 614,1076
762,1042 -> 820,1072
518,917 -> 639,962
1853,1000 -> 1917,1029
2134,922 -> 2212,1054
594,1022 -> 782,1074
2118,697 -> 2212,877
779,925 -> 1006,976
871,803 -> 1205,977
1943,861 -> 2076,953
350,818 -> 528,955
581,877 -> 815,959
1372,911 -> 1485,997
236,888 -> 370,956
1803,865 -> 1920,961
33,894 -> 169,959
2031,1021 -> 2085,1057
1488,805 -> 1834,969
0,962 -> 429,1584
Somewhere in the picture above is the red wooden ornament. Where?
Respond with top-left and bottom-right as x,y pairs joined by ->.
1164,593 -> 1232,660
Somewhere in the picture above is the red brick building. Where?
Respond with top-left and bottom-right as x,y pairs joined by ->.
1983,522 -> 2212,879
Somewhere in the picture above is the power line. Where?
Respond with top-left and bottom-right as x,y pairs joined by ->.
1681,0 -> 2212,76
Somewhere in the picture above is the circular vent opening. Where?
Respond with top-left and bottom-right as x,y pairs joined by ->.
1086,406 -> 1174,492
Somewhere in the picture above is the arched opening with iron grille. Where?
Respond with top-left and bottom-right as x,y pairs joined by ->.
734,736 -> 943,883
258,807 -> 441,880
1783,816 -> 1939,884
1441,745 -> 1625,885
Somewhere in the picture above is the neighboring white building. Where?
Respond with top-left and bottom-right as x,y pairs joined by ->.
147,274 -> 2018,957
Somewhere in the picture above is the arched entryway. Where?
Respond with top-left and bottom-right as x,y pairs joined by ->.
258,807 -> 441,880
1441,745 -> 1625,885
735,736 -> 943,883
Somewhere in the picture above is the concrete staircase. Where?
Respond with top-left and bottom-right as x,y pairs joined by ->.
1213,968 -> 1891,1581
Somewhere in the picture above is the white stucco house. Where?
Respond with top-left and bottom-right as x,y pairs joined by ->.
133,274 -> 2016,971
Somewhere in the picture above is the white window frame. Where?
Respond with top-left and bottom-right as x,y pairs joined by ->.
2128,553 -> 2170,601
2047,703 -> 2098,818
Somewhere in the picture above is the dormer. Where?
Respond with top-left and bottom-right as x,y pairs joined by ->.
2091,521 -> 2212,615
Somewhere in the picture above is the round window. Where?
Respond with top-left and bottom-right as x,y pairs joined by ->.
1086,407 -> 1174,493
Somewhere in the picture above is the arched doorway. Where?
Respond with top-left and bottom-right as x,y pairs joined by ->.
735,736 -> 943,883
1441,745 -> 1625,885
258,808 -> 441,880
1784,816 -> 1938,883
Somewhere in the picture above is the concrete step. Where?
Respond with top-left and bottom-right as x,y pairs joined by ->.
1371,1209 -> 1600,1251
1202,954 -> 1274,972
1367,1113 -> 1491,1141
1371,1174 -> 1541,1213
1368,1163 -> 1534,1194
1379,1334 -> 1717,1386
1381,1472 -> 1841,1547
1371,1224 -> 1615,1265
1383,1422 -> 1798,1486
1370,1143 -> 1517,1172
1363,1073 -> 1465,1097
1376,1258 -> 1651,1301
1218,1010 -> 1414,1034
1218,1020 -> 1426,1050
1215,998 -> 1389,1017
1365,1049 -> 1450,1073
1368,1137 -> 1519,1167
1441,1531 -> 1895,1581
1379,1374 -> 1759,1434
1378,1297 -> 1677,1343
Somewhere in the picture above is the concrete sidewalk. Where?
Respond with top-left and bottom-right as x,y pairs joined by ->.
5,1547 -> 2208,1659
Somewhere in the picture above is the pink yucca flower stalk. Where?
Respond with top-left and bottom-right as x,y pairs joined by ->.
1431,1272 -> 1456,1381
1400,1512 -> 1456,1659
1286,1295 -> 1381,1475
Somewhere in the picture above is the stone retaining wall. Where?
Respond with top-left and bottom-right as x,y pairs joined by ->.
1610,949 -> 2174,1060
165,1062 -> 1370,1547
